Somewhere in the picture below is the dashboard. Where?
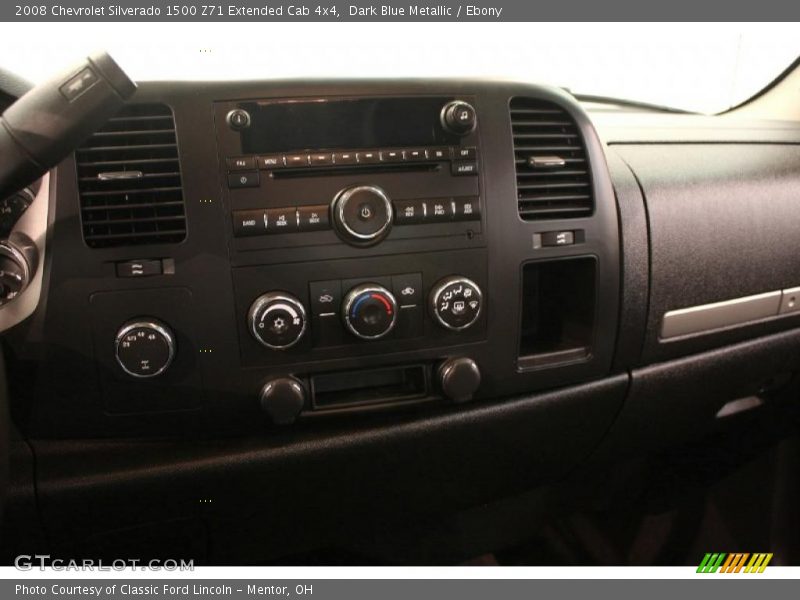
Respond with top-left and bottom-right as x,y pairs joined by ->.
3,76 -> 800,563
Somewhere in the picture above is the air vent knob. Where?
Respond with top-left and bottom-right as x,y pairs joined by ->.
441,101 -> 477,135
438,357 -> 481,403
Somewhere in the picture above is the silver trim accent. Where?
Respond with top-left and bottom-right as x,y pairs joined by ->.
430,276 -> 483,332
97,170 -> 143,181
661,291 -> 782,339
333,185 -> 393,244
342,284 -> 398,340
114,319 -> 176,379
528,156 -> 566,169
248,292 -> 308,350
0,241 -> 30,306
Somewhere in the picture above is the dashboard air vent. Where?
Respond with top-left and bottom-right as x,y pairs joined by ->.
76,103 -> 186,248
510,97 -> 593,220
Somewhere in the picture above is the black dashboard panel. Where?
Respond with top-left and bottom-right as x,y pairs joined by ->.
11,80 -> 620,440
614,143 -> 800,364
6,75 -> 800,563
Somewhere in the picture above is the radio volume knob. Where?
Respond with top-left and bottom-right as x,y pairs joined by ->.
441,101 -> 477,135
332,185 -> 393,246
342,284 -> 398,340
248,292 -> 308,350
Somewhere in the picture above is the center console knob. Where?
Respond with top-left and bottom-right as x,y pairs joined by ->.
259,376 -> 306,425
438,357 -> 481,403
430,276 -> 483,331
332,185 -> 393,246
248,292 -> 308,350
342,283 -> 398,340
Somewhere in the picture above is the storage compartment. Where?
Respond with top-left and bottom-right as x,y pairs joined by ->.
311,364 -> 429,410
518,257 -> 596,370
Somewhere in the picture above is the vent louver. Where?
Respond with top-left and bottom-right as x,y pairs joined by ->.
510,97 -> 593,220
76,103 -> 186,248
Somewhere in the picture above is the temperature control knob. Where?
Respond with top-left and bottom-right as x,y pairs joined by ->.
332,185 -> 393,246
115,319 -> 175,378
441,100 -> 477,135
342,284 -> 398,340
430,276 -> 483,331
248,292 -> 308,350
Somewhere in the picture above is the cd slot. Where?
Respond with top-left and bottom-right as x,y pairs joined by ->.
271,162 -> 441,179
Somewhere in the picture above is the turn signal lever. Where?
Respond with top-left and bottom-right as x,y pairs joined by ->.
0,52 -> 136,198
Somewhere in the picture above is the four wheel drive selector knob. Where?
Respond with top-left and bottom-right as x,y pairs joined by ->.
114,319 -> 176,378
332,185 -> 394,246
343,284 -> 398,340
248,292 -> 308,350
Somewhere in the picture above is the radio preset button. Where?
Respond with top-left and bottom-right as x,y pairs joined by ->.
393,199 -> 427,225
406,148 -> 427,161
453,147 -> 477,160
233,209 -> 268,237
430,276 -> 483,331
297,205 -> 330,231
428,147 -> 451,161
227,156 -> 255,170
310,153 -> 333,166
257,155 -> 284,169
285,153 -> 310,168
381,149 -> 404,162
266,207 -> 298,233
333,151 -> 358,165
453,197 -> 480,221
357,150 -> 380,164
429,199 -> 453,222
452,161 -> 479,176
227,171 -> 260,188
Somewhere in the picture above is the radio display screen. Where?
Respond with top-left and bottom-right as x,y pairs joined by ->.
238,97 -> 460,153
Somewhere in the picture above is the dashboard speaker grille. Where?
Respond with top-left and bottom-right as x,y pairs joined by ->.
510,97 -> 593,220
76,103 -> 187,248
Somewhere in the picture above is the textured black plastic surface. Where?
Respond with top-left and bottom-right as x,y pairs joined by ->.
28,375 -> 626,561
606,149 -> 649,369
593,327 -> 800,462
615,144 -> 800,363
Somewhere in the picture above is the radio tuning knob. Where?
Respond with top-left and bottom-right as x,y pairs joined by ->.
441,100 -> 477,135
248,292 -> 308,350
